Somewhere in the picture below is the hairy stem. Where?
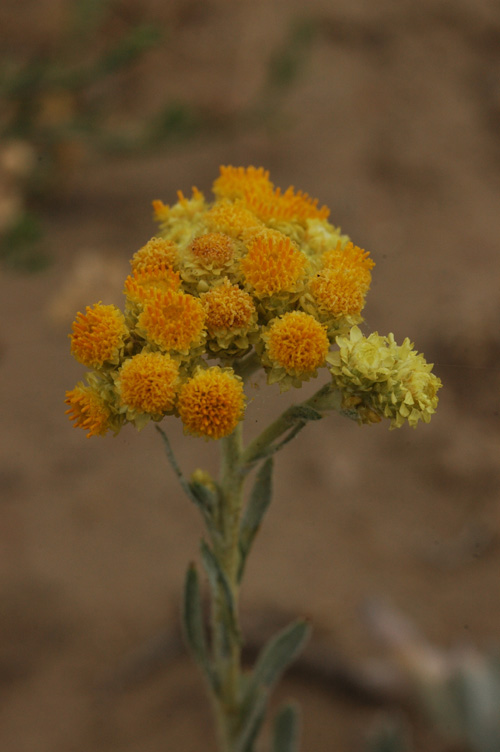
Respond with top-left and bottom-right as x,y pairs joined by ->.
241,384 -> 341,468
212,423 -> 245,751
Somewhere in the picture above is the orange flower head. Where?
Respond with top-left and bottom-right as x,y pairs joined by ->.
116,351 -> 179,415
265,311 -> 329,375
245,185 -> 330,224
203,200 -> 262,238
202,279 -> 256,333
124,266 -> 181,305
65,383 -> 112,437
241,231 -> 307,297
309,267 -> 368,318
152,188 -> 205,222
321,241 -> 375,287
70,303 -> 128,368
190,233 -> 234,267
137,287 -> 206,354
177,367 -> 245,439
130,237 -> 178,274
213,165 -> 273,200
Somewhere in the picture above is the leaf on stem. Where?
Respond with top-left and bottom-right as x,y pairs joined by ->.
189,479 -> 217,515
200,539 -> 240,649
287,405 -> 322,423
155,426 -> 213,522
237,621 -> 309,752
182,563 -> 218,691
235,686 -> 268,752
272,703 -> 300,752
238,458 -> 273,582
251,619 -> 311,691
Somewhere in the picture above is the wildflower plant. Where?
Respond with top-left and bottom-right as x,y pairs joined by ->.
65,166 -> 441,751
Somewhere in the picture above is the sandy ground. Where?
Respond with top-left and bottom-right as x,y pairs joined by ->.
1,1 -> 500,750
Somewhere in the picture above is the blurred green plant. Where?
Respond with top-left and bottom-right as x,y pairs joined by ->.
0,211 -> 49,272
364,601 -> 500,752
0,0 -> 163,271
0,6 -> 319,272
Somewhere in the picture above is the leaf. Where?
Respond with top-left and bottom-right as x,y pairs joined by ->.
245,619 -> 310,704
235,686 -> 268,752
288,405 -> 322,423
156,426 -> 212,523
238,458 -> 273,582
189,479 -> 216,515
272,703 -> 300,752
182,564 -> 217,691
200,540 -> 240,649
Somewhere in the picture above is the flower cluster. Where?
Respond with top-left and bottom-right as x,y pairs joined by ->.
66,166 -> 441,438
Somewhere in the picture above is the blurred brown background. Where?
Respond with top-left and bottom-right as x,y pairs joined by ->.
1,1 -> 500,750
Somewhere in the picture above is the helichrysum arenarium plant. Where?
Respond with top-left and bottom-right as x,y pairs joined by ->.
65,165 -> 441,752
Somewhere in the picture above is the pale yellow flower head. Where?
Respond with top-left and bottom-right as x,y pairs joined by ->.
328,326 -> 442,428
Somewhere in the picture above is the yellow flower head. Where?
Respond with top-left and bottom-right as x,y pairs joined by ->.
202,278 -> 257,333
115,351 -> 179,417
190,232 -> 235,268
203,200 -> 263,239
246,185 -> 330,224
65,382 -> 113,437
308,267 -> 368,319
70,303 -> 128,368
153,188 -> 207,249
328,326 -> 442,428
213,166 -> 329,225
201,278 -> 259,356
136,287 -> 206,355
264,312 -> 329,374
153,187 -> 205,224
177,366 -> 245,439
213,165 -> 273,201
241,230 -> 307,297
321,241 -> 374,286
124,266 -> 181,305
322,240 -> 374,269
130,237 -> 178,274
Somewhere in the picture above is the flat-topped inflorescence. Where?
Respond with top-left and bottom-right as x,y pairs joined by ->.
66,165 -> 441,438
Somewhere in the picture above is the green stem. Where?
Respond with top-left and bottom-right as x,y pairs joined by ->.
212,423 -> 245,751
241,384 -> 341,468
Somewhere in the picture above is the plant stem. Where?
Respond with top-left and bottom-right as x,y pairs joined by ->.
241,384 -> 341,467
212,423 -> 245,751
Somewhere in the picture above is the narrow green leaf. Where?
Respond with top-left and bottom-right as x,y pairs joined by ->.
272,703 -> 300,752
252,619 -> 310,691
156,427 -> 212,524
238,458 -> 273,582
182,564 -> 217,691
189,480 -> 216,514
200,540 -> 240,647
235,686 -> 268,752
288,405 -> 322,422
